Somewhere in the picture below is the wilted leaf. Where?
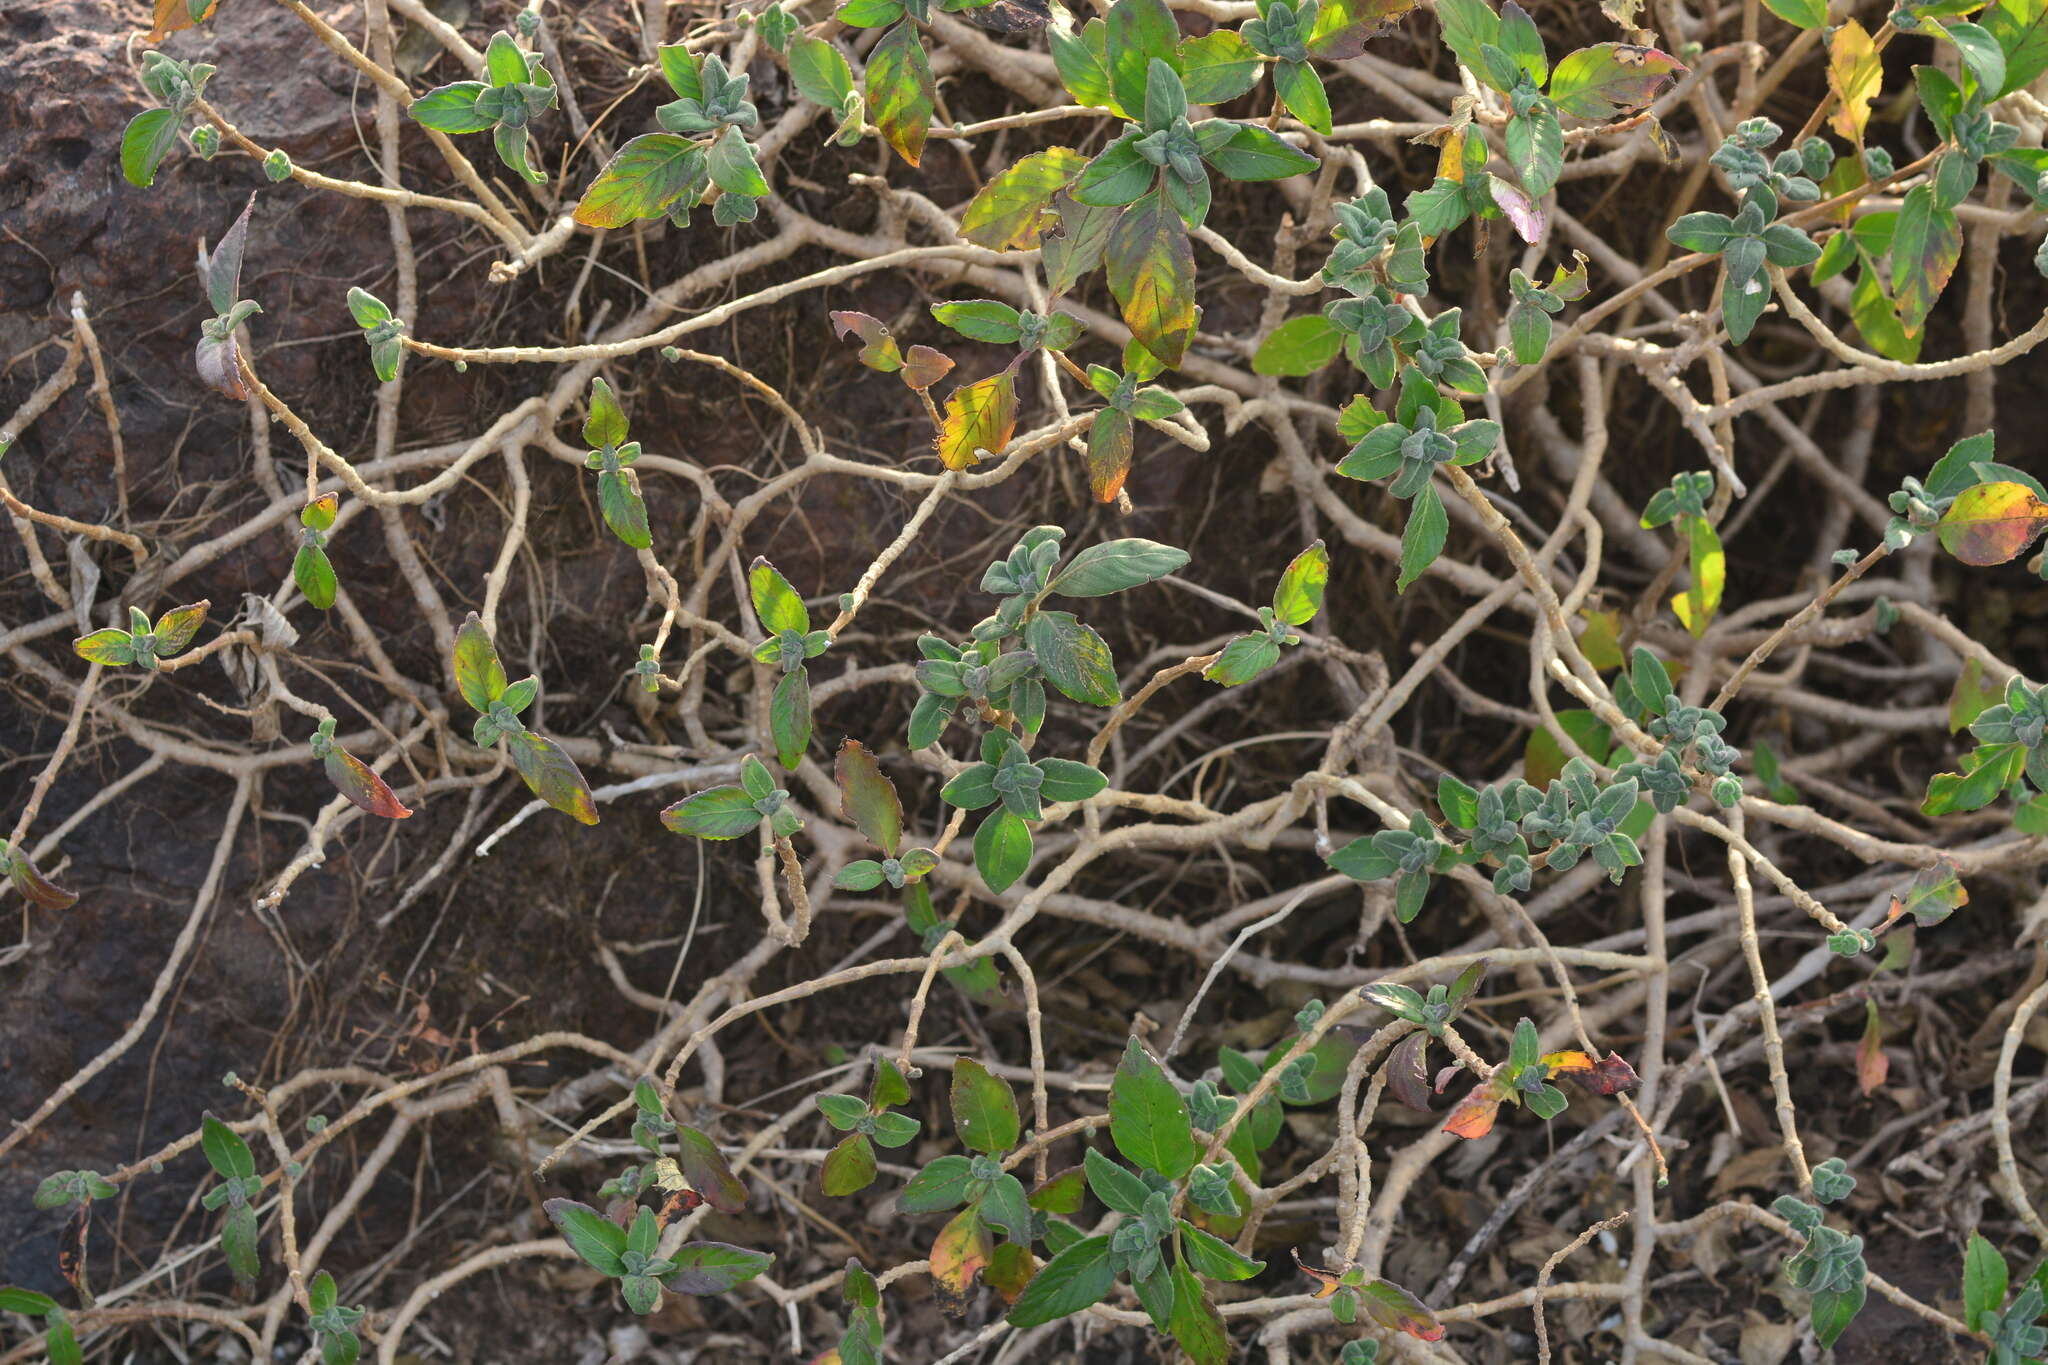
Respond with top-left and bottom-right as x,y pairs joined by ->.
936,370 -> 1019,470
148,0 -> 219,43
1937,481 -> 2048,565
1306,0 -> 1420,59
1547,43 -> 1686,119
6,846 -> 79,911
1387,1031 -> 1432,1112
1856,999 -> 1888,1096
830,311 -> 903,372
836,740 -> 902,855
1885,860 -> 1966,927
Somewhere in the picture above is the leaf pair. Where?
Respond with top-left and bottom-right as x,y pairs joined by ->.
579,378 -> 653,549
1205,541 -> 1329,686
816,1058 -> 919,1196
453,614 -> 597,825
74,601 -> 210,671
543,1199 -> 772,1316
122,51 -> 217,189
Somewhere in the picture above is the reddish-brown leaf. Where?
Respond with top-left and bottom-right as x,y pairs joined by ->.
148,0 -> 220,42
1569,1052 -> 1642,1096
1387,1031 -> 1432,1113
323,746 -> 413,819
900,345 -> 954,391
1442,1086 -> 1502,1139
1857,999 -> 1889,1096
829,311 -> 903,372
675,1124 -> 750,1213
9,849 -> 79,911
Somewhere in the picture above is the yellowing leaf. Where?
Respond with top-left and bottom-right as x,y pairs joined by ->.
1106,192 -> 1196,369
959,148 -> 1088,250
1669,515 -> 1725,637
1828,20 -> 1881,144
929,1207 -> 993,1314
148,0 -> 219,42
1937,481 -> 2048,565
867,19 -> 935,167
936,370 -> 1018,470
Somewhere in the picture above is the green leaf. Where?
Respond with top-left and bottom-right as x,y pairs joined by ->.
1026,610 -> 1121,705
221,1202 -> 261,1288
951,1058 -> 1021,1154
540,1203 -> 626,1277
867,20 -> 935,167
1050,538 -> 1189,596
45,1314 -> 81,1365
1253,314 -> 1343,377
960,148 -> 1089,250
122,107 -> 182,188
1203,633 -> 1281,686
1273,541 -> 1329,625
931,299 -> 1025,344
1891,184 -> 1963,339
1179,30 -> 1262,103
1436,0 -> 1502,73
1761,0 -> 1826,26
1110,1038 -> 1196,1178
1272,59 -> 1333,135
749,558 -> 809,634
202,1113 -> 256,1180
1923,741 -> 2027,814
1180,1219 -> 1265,1278
663,1242 -> 774,1295
1167,1263 -> 1228,1365
1810,1277 -> 1866,1348
788,34 -> 856,110
1006,1236 -> 1116,1328
771,667 -> 812,771
293,544 -> 337,610
900,1154 -> 976,1212
974,808 -> 1033,894
1205,124 -> 1319,182
409,81 -> 496,133
1106,191 -> 1197,369
661,785 -> 761,838
1105,0 -> 1182,117
452,613 -> 508,713
1964,1232 -> 2008,1332
0,1288 -> 59,1315
1396,481 -> 1447,593
1506,107 -> 1563,197
1084,1146 -> 1150,1213
485,31 -> 531,86
596,468 -> 652,549
1946,20 -> 2008,96
1050,19 -> 1121,112
821,1133 -> 879,1195
1986,0 -> 2048,95
707,126 -> 769,197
